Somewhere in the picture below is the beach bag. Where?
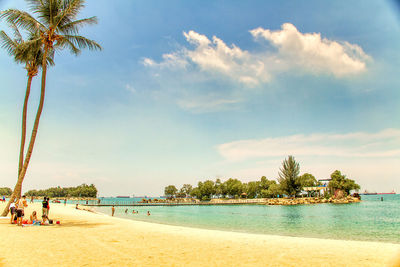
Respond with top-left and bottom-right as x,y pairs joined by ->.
49,219 -> 53,224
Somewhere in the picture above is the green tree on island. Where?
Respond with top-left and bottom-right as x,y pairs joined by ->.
261,182 -> 283,198
278,155 -> 301,197
328,170 -> 360,196
299,173 -> 319,188
25,184 -> 97,198
0,187 -> 13,196
179,184 -> 193,197
224,178 -> 243,198
243,181 -> 260,198
164,185 -> 178,198
1,0 -> 101,216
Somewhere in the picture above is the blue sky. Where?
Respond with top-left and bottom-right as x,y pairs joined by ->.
0,0 -> 399,196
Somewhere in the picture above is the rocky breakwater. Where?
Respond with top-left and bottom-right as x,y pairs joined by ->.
266,196 -> 361,206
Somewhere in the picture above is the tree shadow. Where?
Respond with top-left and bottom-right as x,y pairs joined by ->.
59,220 -> 110,228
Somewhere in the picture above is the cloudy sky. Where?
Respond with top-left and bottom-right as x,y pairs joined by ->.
0,0 -> 399,196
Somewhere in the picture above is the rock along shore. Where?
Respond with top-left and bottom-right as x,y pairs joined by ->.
265,196 -> 361,206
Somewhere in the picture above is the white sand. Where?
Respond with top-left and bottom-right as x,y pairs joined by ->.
0,202 -> 399,267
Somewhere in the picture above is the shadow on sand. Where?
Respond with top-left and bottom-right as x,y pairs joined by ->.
59,220 -> 111,228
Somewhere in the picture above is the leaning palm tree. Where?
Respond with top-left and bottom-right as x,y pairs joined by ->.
1,24 -> 54,199
1,0 -> 101,216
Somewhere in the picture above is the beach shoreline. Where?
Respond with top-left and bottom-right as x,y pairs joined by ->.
0,202 -> 399,267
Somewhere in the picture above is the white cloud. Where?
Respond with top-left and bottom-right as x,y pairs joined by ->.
142,51 -> 188,69
144,30 -> 270,86
250,23 -> 370,77
217,128 -> 400,162
143,23 -> 371,87
125,83 -> 136,93
177,94 -> 241,113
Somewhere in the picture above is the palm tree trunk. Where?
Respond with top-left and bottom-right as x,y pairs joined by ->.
15,75 -> 33,197
1,49 -> 48,217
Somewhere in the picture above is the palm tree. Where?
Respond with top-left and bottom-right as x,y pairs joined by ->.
1,0 -> 101,216
0,24 -> 54,206
278,155 -> 301,197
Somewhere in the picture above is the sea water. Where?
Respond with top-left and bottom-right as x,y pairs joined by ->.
93,195 -> 400,244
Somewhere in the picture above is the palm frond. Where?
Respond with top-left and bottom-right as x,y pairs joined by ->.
0,9 -> 44,33
9,22 -> 23,43
0,30 -> 18,56
54,0 -> 86,29
58,16 -> 97,35
55,36 -> 81,55
58,34 -> 102,53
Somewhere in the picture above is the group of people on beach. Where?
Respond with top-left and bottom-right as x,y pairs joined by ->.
111,206 -> 150,216
9,195 -> 51,226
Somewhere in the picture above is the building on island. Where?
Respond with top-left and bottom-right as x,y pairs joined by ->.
303,178 -> 332,197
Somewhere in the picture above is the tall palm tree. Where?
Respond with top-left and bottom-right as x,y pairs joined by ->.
0,24 -> 54,203
1,0 -> 101,216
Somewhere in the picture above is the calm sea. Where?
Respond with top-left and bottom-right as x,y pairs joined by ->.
92,195 -> 400,244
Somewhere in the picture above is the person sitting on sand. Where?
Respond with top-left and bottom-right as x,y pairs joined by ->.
41,215 -> 49,225
147,211 -> 150,216
30,211 -> 38,224
112,206 -> 115,216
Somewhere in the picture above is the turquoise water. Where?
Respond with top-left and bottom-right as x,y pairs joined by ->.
94,195 -> 400,244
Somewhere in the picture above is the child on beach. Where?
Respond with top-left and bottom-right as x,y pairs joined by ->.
30,211 -> 38,224
147,211 -> 150,216
112,206 -> 115,216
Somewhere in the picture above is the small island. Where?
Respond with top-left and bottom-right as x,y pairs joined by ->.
162,156 -> 361,206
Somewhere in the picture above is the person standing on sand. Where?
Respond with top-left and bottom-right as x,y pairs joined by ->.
112,206 -> 115,216
64,199 -> 67,206
9,202 -> 16,224
30,196 -> 34,203
46,197 -> 50,217
42,197 -> 48,217
16,195 -> 27,226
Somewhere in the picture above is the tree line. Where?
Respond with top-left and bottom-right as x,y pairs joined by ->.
24,184 -> 97,198
164,156 -> 360,200
0,187 -> 12,196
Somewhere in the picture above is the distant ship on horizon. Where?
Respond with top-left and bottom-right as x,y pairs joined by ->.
360,190 -> 396,195
377,190 -> 396,195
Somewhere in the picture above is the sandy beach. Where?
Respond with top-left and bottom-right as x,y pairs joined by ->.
0,202 -> 399,267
